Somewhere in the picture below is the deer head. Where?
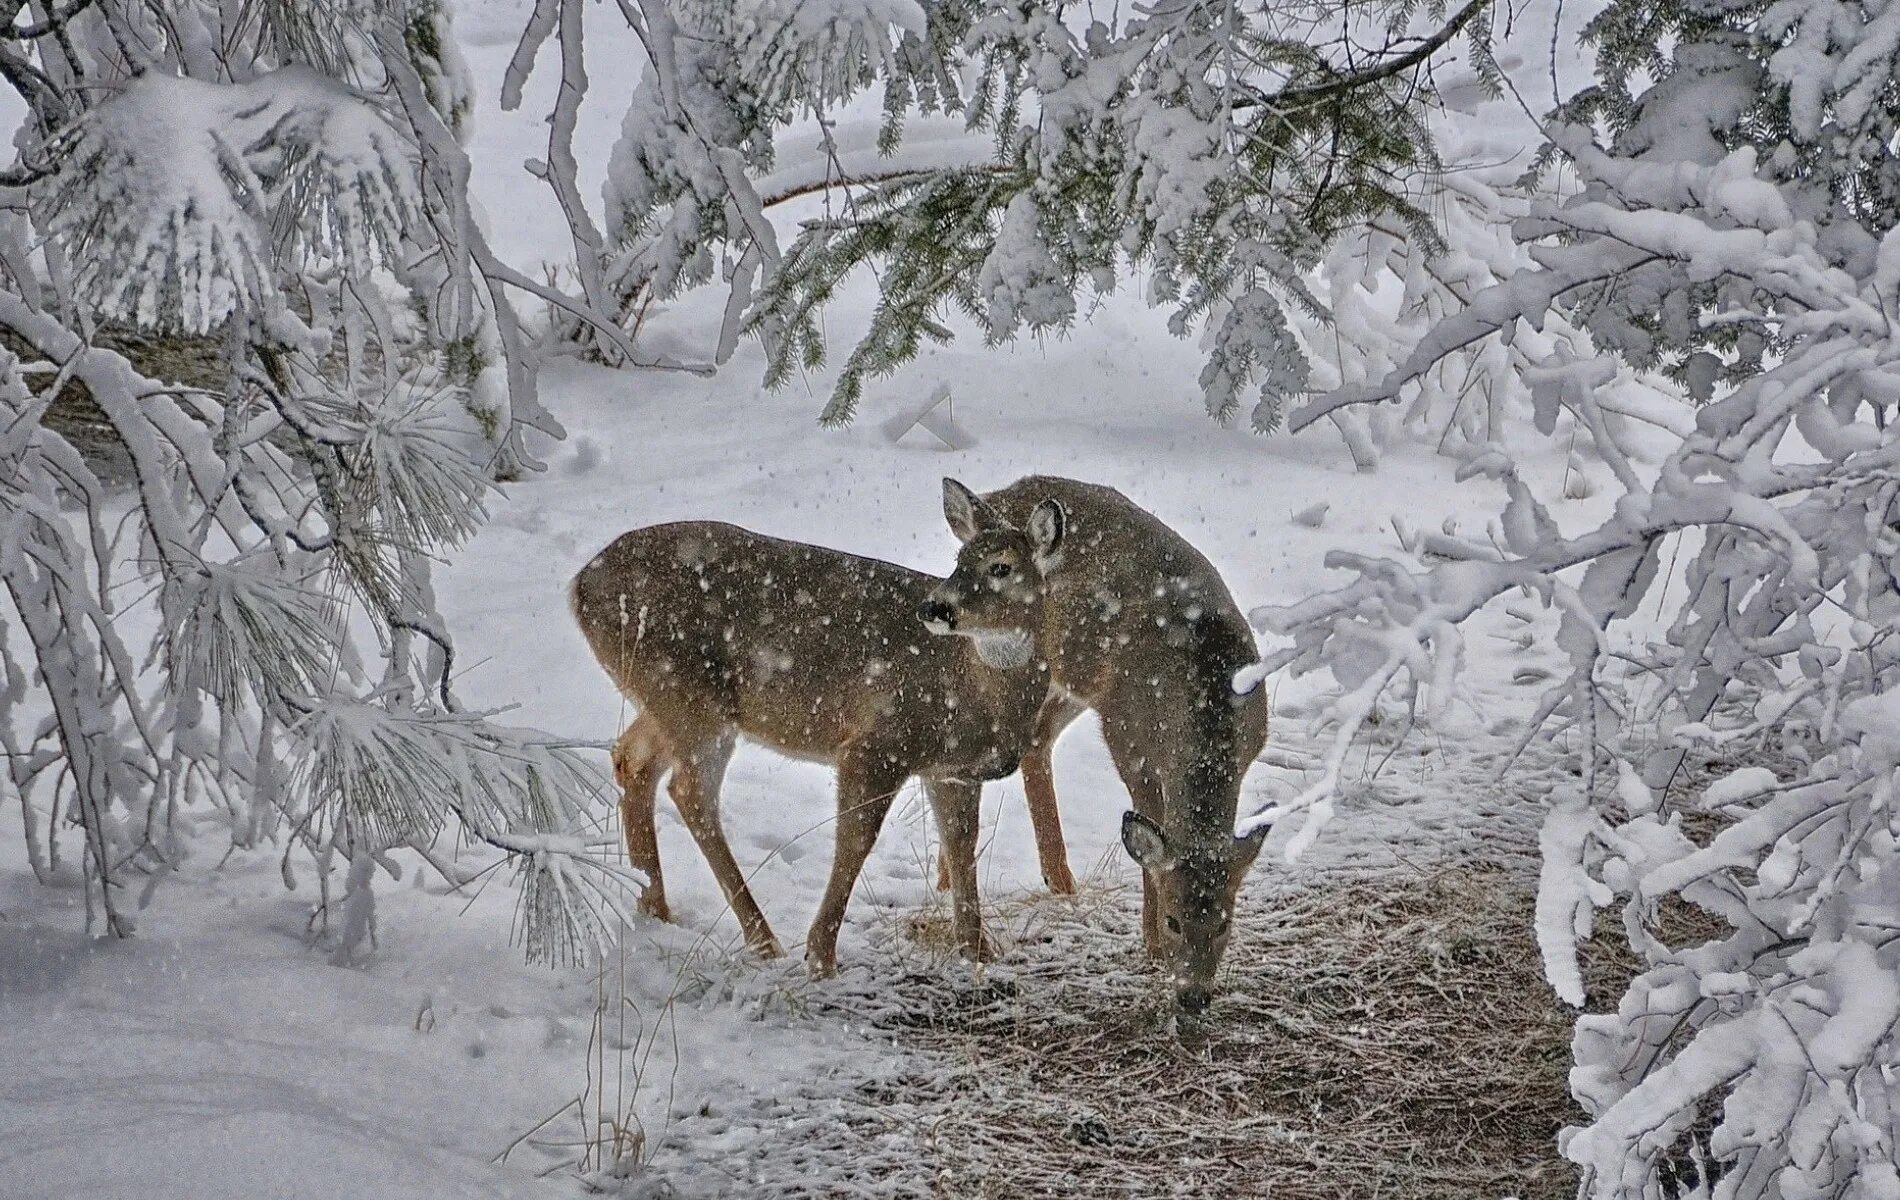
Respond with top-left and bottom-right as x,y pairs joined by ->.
918,478 -> 1065,669
1122,809 -> 1270,1017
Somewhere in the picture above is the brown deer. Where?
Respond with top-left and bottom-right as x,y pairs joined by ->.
568,489 -> 1067,974
933,477 -> 1271,1017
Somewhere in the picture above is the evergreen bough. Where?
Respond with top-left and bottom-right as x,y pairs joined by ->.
0,0 -> 637,963
1265,0 -> 1900,1192
583,0 -> 1496,428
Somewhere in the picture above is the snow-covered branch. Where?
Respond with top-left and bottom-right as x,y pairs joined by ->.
1265,0 -> 1900,1185
0,0 -> 626,965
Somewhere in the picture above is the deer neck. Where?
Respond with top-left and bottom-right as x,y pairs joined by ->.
957,635 -> 1050,705
969,628 -> 1035,669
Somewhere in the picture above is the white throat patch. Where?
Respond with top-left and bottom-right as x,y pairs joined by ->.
971,630 -> 1034,669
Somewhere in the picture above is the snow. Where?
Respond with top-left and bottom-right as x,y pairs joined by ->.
1535,791 -> 1601,1006
1843,691 -> 1900,760
977,192 -> 1076,338
0,846 -> 865,1199
1700,766 -> 1781,808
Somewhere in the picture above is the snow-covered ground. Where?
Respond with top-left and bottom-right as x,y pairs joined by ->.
0,4 -> 1603,1197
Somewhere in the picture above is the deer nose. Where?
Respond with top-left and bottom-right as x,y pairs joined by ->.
918,598 -> 956,631
1177,987 -> 1212,1017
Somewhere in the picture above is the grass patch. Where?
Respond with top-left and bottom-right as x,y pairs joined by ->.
832,864 -> 1659,1200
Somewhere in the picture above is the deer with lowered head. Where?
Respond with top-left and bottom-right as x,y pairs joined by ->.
568,487 -> 1068,974
933,477 -> 1272,1019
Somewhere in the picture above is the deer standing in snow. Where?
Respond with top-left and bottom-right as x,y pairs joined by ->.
568,488 -> 1067,973
934,477 -> 1271,1017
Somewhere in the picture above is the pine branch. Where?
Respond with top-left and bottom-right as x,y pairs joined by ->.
1253,0 -> 1493,109
3,0 -> 96,41
759,163 -> 1011,210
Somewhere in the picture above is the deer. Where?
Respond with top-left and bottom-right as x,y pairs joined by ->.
932,477 -> 1272,1019
567,487 -> 1068,975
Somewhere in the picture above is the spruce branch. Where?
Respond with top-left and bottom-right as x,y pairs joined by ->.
1252,0 -> 1493,108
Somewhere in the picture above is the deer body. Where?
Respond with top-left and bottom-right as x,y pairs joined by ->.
570,509 -> 1063,972
935,477 -> 1270,1017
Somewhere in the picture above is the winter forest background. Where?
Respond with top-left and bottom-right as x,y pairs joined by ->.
1,0 -> 1897,1197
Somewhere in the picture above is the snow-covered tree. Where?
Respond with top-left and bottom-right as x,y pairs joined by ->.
0,1 -> 635,962
763,0 -> 1503,428
1251,0 -> 1900,1192
496,0 -> 952,371
1283,103 -> 1686,472
539,0 -> 1495,428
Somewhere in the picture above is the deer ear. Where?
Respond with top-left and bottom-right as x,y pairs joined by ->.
1228,821 -> 1270,892
1028,500 -> 1066,569
1121,810 -> 1176,871
943,478 -> 1001,544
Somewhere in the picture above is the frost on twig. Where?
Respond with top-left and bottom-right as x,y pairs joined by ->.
1260,2 -> 1900,1183
0,1 -> 626,965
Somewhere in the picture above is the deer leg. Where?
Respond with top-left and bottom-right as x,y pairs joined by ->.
926,778 -> 993,962
935,695 -> 1083,895
612,715 -> 673,922
1102,717 -> 1168,960
668,732 -> 782,958
1140,869 -> 1166,956
1023,695 -> 1084,895
1020,748 -> 1073,896
806,745 -> 906,976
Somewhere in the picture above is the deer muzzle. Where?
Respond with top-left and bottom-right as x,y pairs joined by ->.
1176,985 -> 1213,1017
918,595 -> 957,633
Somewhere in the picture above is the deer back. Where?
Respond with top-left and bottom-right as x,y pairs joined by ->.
983,477 -> 1259,737
570,521 -> 1046,779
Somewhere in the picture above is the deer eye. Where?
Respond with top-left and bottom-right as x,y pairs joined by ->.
1215,917 -> 1230,937
1165,915 -> 1181,934
987,561 -> 1013,578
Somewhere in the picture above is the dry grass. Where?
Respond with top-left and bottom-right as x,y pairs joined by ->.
818,864 -> 1659,1200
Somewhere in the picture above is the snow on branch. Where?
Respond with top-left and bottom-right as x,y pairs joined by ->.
1263,0 -> 1900,1180
0,2 -> 631,966
291,699 -> 641,966
43,68 -> 421,332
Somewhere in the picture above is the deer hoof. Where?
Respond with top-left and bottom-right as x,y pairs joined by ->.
743,926 -> 785,960
1044,868 -> 1077,896
637,891 -> 672,923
